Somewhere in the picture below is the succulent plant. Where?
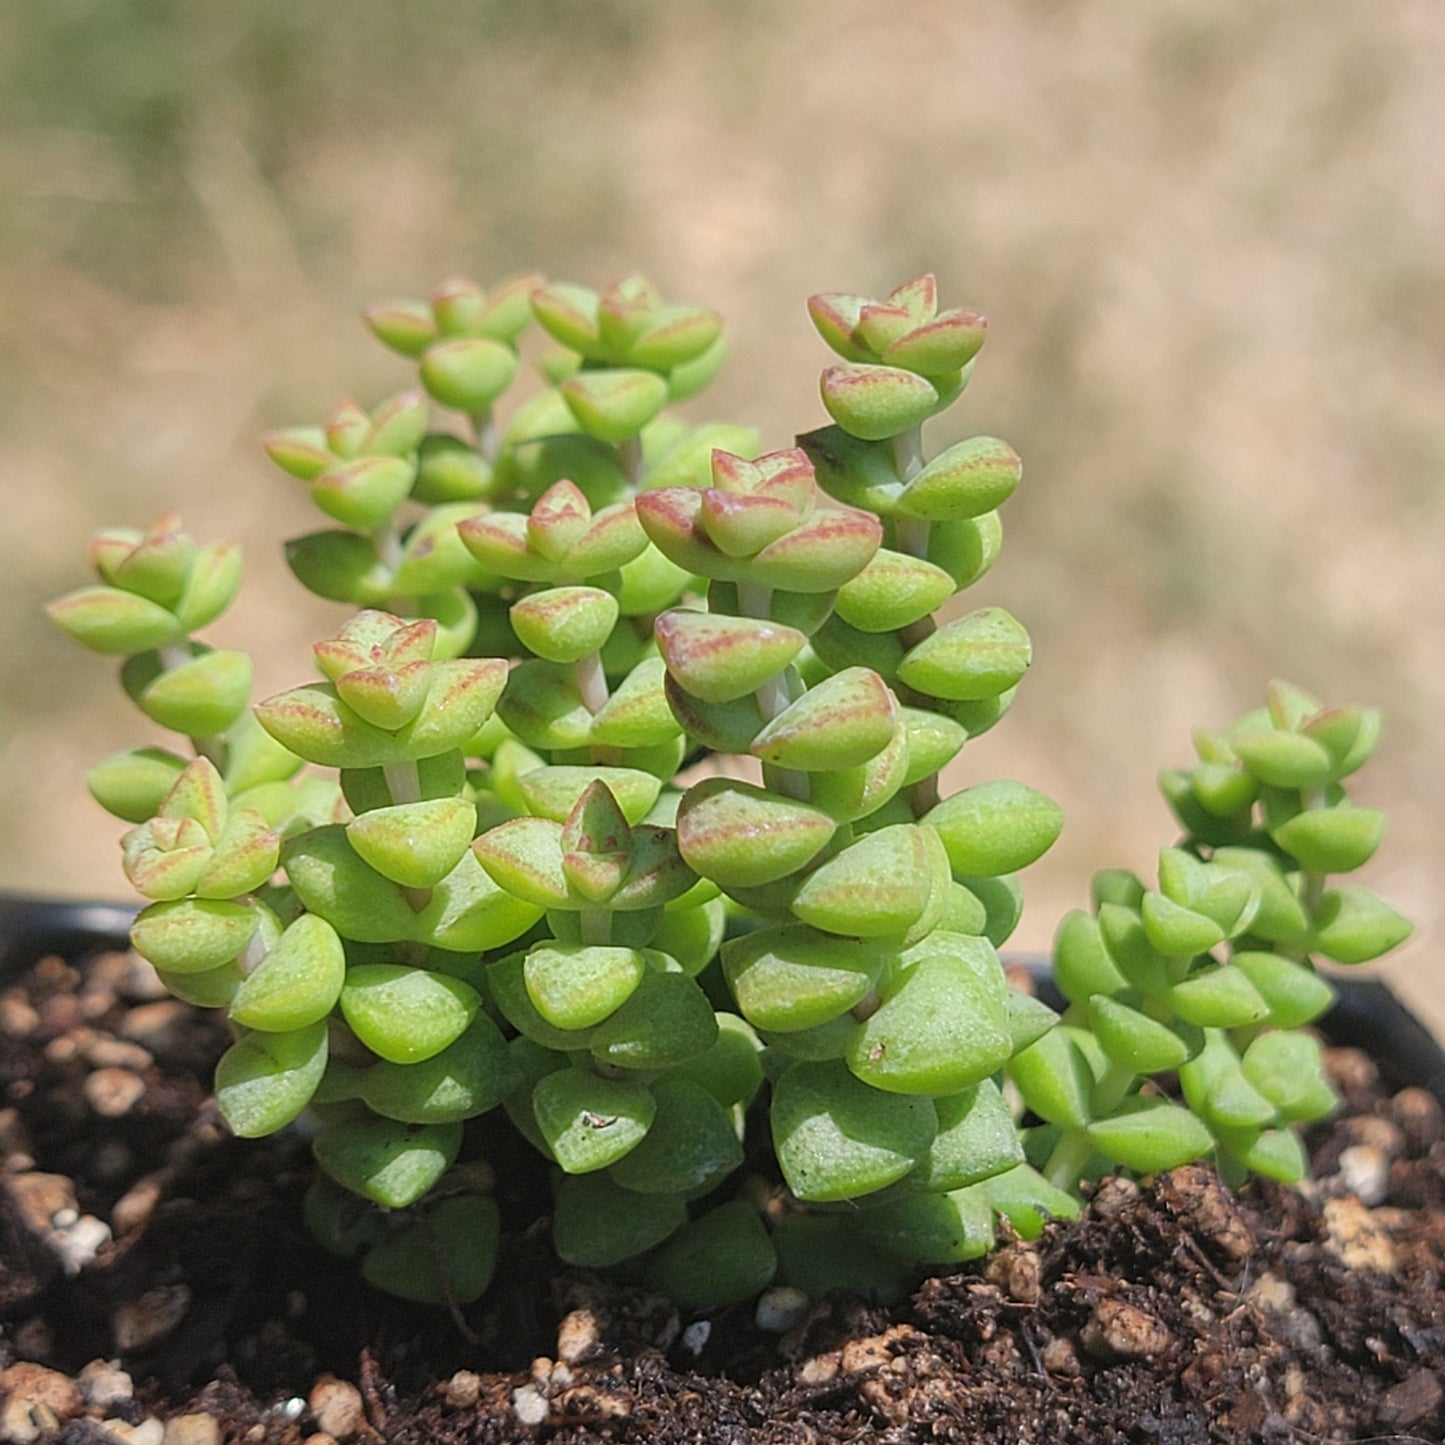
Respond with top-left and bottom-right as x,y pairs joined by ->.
1019,680 -> 1412,1194
48,270 -> 1409,1319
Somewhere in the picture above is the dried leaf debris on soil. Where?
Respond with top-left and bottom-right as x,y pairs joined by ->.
0,950 -> 1441,1444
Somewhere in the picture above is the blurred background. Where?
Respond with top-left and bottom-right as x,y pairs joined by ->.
3,0 -> 1442,1033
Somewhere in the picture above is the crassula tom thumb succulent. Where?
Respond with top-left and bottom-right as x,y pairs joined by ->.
47,269 -> 1410,1320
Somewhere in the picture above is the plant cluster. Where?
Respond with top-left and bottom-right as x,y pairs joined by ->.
1015,681 -> 1411,1196
48,271 -> 1410,1316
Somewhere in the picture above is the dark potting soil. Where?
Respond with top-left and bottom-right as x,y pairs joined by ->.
0,949 -> 1442,1444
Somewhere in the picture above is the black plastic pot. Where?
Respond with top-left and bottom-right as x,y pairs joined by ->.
3,890 -> 1443,1102
0,892 -> 137,976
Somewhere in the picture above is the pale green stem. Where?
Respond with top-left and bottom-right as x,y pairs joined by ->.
899,617 -> 935,650
895,515 -> 931,562
579,906 -> 612,946
892,424 -> 941,814
236,928 -> 269,979
383,759 -> 423,805
577,652 -> 624,764
474,407 -> 499,465
909,774 -> 941,818
754,670 -> 792,725
1042,1062 -> 1138,1192
763,762 -> 810,802
1299,785 -> 1328,920
374,516 -> 405,574
1091,1061 -> 1138,1117
759,670 -> 810,800
574,652 -> 610,714
618,434 -> 645,488
1216,1151 -> 1249,1191
891,424 -> 925,485
899,606 -> 939,808
735,580 -> 810,801
328,1016 -> 378,1066
851,987 -> 882,1022
382,760 -> 431,914
1286,784 -> 1329,963
373,516 -> 417,616
156,642 -> 226,768
892,426 -> 929,563
737,581 -> 772,619
1043,1130 -> 1095,1193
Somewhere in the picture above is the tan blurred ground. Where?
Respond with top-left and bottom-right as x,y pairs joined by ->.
2,0 -> 1442,1035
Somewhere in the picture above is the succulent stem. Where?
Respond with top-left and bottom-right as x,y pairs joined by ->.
579,906 -> 612,946
1285,784 -> 1329,963
237,927 -> 269,979
575,647 -> 621,756
1042,1130 -> 1094,1192
887,425 -> 943,808
908,775 -> 941,818
737,582 -> 772,620
474,407 -> 499,465
381,759 -> 433,912
1217,1153 -> 1249,1191
1043,1061 -> 1138,1188
899,617 -> 935,650
895,515 -> 931,561
762,762 -> 811,802
891,425 -> 930,560
851,987 -> 882,1023
574,652 -> 610,714
734,579 -> 811,798
383,760 -> 423,805
891,424 -> 924,485
618,434 -> 645,488
1298,785 -> 1328,920
1091,1061 -> 1137,1117
754,670 -> 792,726
374,517 -> 405,575
758,674 -> 809,799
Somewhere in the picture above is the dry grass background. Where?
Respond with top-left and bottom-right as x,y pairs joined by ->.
2,0 -> 1442,1033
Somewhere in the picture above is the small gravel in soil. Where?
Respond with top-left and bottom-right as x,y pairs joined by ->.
1,950 -> 1443,1444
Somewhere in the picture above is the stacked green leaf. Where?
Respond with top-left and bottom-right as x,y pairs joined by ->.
1022,680 -> 1411,1194
47,513 -> 261,780
572,275 -> 1069,1299
367,274 -> 537,422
